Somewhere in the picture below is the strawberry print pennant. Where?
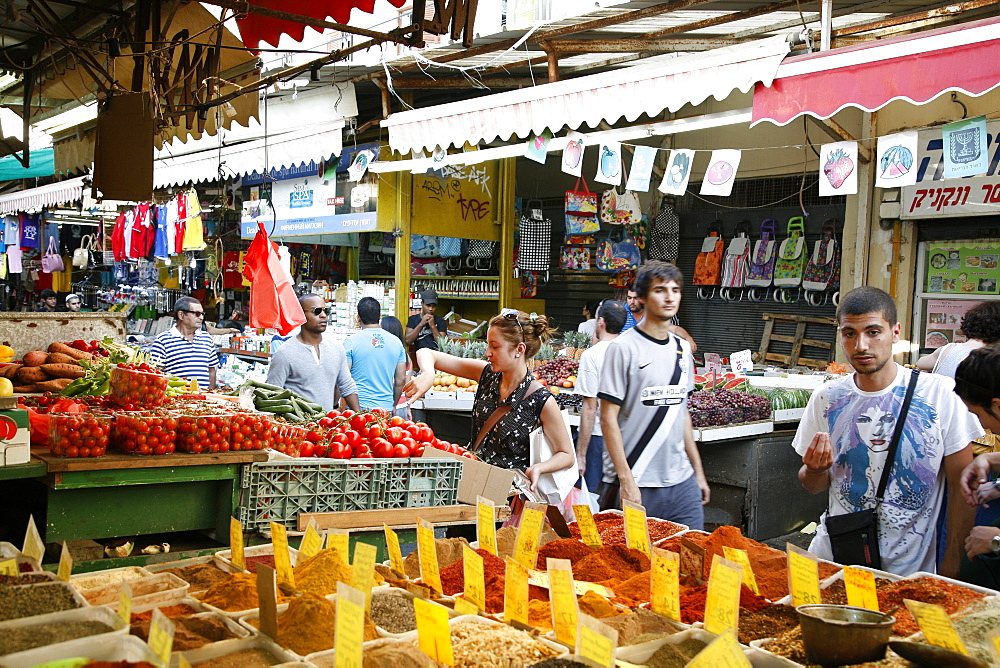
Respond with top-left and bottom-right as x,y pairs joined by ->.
700,149 -> 742,196
819,141 -> 858,197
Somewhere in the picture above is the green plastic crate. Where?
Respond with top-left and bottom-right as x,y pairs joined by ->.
382,458 -> 463,508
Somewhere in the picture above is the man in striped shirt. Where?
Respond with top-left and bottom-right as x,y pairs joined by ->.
149,296 -> 219,389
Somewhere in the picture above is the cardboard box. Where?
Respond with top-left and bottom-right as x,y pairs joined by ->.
0,408 -> 30,467
422,447 -> 514,506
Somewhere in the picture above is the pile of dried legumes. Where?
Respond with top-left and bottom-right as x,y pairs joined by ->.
567,512 -> 684,545
425,620 -> 558,667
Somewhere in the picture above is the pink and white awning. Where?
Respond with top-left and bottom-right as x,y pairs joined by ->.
0,176 -> 88,216
752,15 -> 1000,127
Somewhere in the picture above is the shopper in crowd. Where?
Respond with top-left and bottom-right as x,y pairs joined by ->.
621,287 -> 643,332
64,293 -> 82,312
405,290 -> 448,366
954,346 -> 1000,586
918,301 -> 1000,377
577,301 -> 599,341
795,286 -> 981,576
576,299 -> 627,492
266,294 -> 360,413
381,315 -> 413,419
599,261 -> 710,529
344,297 -> 407,412
36,289 -> 61,312
403,309 -> 574,489
149,296 -> 220,389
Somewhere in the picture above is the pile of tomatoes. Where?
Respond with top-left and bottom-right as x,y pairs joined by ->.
49,413 -> 111,458
175,412 -> 232,454
114,411 -> 178,456
230,412 -> 272,451
110,363 -> 168,408
289,408 -> 474,459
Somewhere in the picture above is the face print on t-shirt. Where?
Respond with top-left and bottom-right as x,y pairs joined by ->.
855,406 -> 896,453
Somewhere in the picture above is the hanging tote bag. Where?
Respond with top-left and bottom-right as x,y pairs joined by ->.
692,221 -> 725,286
803,219 -> 842,293
41,236 -> 65,274
745,219 -> 778,288
721,220 -> 751,291
73,234 -> 93,269
773,216 -> 808,287
564,176 -> 599,216
410,234 -> 440,258
599,188 -> 619,224
367,232 -> 384,254
560,246 -> 592,271
438,237 -> 467,258
517,210 -> 553,274
648,200 -> 680,262
468,238 -> 498,259
596,229 -> 641,274
615,191 -> 642,226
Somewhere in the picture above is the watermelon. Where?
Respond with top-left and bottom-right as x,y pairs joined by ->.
722,379 -> 749,391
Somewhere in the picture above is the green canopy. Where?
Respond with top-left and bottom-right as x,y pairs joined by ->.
0,147 -> 54,181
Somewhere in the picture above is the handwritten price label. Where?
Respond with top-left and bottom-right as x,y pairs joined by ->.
117,583 -> 133,626
723,547 -> 758,595
350,542 -> 378,610
651,549 -> 680,622
687,630 -> 752,668
229,517 -> 246,570
547,558 -> 578,646
417,520 -> 443,594
269,522 -> 295,588
335,583 -> 365,668
384,524 -> 404,574
299,522 -> 323,560
704,555 -> 743,636
327,530 -> 350,561
147,608 -> 175,665
57,542 -> 72,583
576,615 -> 617,668
787,546 -> 821,607
504,557 -> 529,625
905,599 -> 968,655
843,567 -> 879,612
414,597 -> 454,665
22,515 -> 44,563
477,497 -> 498,556
572,505 -> 603,548
462,545 -> 485,612
0,559 -> 17,576
623,501 -> 651,558
514,504 -> 546,569
453,597 -> 478,616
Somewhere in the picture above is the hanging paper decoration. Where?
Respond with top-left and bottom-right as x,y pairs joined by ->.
347,149 -> 375,181
658,149 -> 695,196
525,129 -> 552,164
594,142 -> 622,185
700,149 -> 742,197
943,116 -> 988,179
819,141 -> 858,197
875,131 -> 918,188
625,145 -> 657,192
561,131 -> 585,177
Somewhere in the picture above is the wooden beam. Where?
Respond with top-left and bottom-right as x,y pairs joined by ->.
544,38 -> 742,53
297,504 -> 510,532
546,50 -> 559,83
383,77 -> 537,88
642,0 -> 800,38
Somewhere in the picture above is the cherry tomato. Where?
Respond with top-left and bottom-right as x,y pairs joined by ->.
371,438 -> 393,458
306,430 -> 323,443
319,417 -> 335,429
299,441 -> 316,458
389,415 -> 405,427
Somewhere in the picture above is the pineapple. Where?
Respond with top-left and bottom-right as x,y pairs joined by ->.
464,341 -> 487,360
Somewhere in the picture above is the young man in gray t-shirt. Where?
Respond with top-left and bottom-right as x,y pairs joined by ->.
598,261 -> 710,529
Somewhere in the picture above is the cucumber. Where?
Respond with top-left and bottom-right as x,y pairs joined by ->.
249,380 -> 286,393
256,399 -> 294,409
263,404 -> 296,414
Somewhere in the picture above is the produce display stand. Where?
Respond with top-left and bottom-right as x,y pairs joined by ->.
0,312 -> 128,354
3,448 -> 267,546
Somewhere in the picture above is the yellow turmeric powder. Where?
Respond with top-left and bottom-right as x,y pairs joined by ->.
294,548 -> 384,596
199,572 -> 287,612
270,592 -> 378,656
578,590 -> 625,619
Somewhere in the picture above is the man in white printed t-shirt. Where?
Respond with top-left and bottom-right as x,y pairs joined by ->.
794,286 -> 981,577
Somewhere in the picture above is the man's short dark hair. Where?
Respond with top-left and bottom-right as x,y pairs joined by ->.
298,293 -> 322,307
955,346 -> 1000,409
633,261 -> 684,298
836,286 -> 897,325
597,300 -> 627,334
40,289 -> 57,299
357,297 -> 381,325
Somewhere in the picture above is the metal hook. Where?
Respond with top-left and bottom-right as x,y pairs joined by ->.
952,93 -> 968,119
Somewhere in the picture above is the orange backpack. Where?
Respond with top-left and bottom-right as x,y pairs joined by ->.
693,221 -> 725,286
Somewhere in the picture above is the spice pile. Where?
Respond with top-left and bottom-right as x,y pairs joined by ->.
131,603 -> 199,621
0,620 -> 114,655
257,592 -> 378,656
0,583 -> 82,621
293,547 -> 369,596
914,597 -> 1000,663
131,614 -> 239,651
371,590 -> 418,633
435,620 -> 558,667
737,604 -> 799,644
159,562 -> 232,592
678,583 -> 770,624
243,555 -> 277,574
876,576 -> 986,636
646,636 -> 707,668
70,567 -> 149,591
192,648 -> 283,667
199,572 -> 288,612
404,537 -> 469,580
567,512 -> 684,545
0,573 -> 51,586
603,608 -> 680,646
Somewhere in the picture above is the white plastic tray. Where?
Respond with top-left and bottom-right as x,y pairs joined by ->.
83,572 -> 190,610
145,555 -> 247,593
370,586 -> 460,638
0,581 -> 90,623
0,632 -> 160,668
132,594 -> 212,615
172,636 -> 308,668
70,565 -> 153,591
0,604 -> 127,661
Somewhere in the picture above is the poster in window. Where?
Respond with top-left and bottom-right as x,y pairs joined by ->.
925,242 -> 1000,294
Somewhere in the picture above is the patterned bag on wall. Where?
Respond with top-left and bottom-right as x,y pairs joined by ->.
773,217 -> 808,287
517,213 -> 553,273
803,219 -> 841,292
596,229 -> 641,274
438,237 -> 467,258
745,219 -> 778,288
721,220 -> 752,289
560,246 -> 592,271
468,238 -> 498,258
410,234 -> 440,258
648,200 -> 680,262
692,221 -> 725,286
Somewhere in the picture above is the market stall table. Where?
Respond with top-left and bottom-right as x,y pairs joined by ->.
1,449 -> 268,546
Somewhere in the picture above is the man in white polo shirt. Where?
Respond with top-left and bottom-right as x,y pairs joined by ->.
149,296 -> 219,389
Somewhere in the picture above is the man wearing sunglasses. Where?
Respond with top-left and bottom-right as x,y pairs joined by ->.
149,296 -> 219,389
267,293 -> 360,412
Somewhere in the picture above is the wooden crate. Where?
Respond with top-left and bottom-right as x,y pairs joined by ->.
755,312 -> 838,369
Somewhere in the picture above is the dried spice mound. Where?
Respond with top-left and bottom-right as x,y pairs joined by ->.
131,615 -> 239,651
371,590 -> 417,633
536,538 -> 595,569
262,592 -> 378,656
161,563 -> 231,592
679,584 -> 770,625
0,620 -> 113,655
0,583 -> 81,621
738,603 -> 799,645
646,637 -> 707,668
574,545 -> 650,583
351,639 -> 433,668
131,603 -> 198,622
611,571 -> 651,606
877,576 -> 986,636
762,626 -> 808,664
403,537 -> 469,580
568,513 -> 683,546
0,573 -> 52,587
193,648 -> 280,667
531,660 -> 591,668
439,548 -> 506,597
446,620 -> 558,667
603,608 -> 679,647
243,555 -> 276,574
199,572 -> 287,612
821,577 -> 894,605
294,548 -> 353,596
578,590 -> 625,619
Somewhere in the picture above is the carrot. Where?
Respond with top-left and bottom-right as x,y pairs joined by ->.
45,352 -> 78,365
40,363 -> 86,379
34,378 -> 73,392
47,342 -> 94,361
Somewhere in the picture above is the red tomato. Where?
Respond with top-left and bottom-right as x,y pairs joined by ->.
366,425 -> 384,440
392,443 -> 410,458
349,414 -> 369,432
399,436 -> 416,451
371,438 -> 393,458
306,430 -> 323,443
352,442 -> 371,457
326,410 -> 342,419
313,443 -> 330,458
417,426 -> 434,442
356,451 -> 374,459
344,430 -> 361,448
318,417 -> 335,429
461,451 -> 476,459
371,407 -> 389,417
329,442 -> 351,459
299,441 -> 316,458
389,415 -> 405,427
411,445 -> 425,457
405,424 -> 421,439
385,427 -> 404,444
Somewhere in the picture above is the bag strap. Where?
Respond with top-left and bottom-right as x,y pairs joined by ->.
573,176 -> 592,195
471,378 -> 546,452
874,369 -> 920,505
626,336 -> 685,469
760,219 -> 776,238
787,216 -> 805,236
47,236 -> 58,253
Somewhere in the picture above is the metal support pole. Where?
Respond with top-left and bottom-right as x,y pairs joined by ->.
820,0 -> 832,50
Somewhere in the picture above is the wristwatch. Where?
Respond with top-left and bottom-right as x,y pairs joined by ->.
991,534 -> 1000,555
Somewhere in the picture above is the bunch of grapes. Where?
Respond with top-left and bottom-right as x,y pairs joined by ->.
534,358 -> 579,387
688,389 -> 771,427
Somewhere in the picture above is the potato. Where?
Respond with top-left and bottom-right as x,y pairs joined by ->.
22,350 -> 48,367
16,366 -> 50,384
45,352 -> 77,365
40,364 -> 86,379
0,364 -> 21,379
34,378 -> 73,392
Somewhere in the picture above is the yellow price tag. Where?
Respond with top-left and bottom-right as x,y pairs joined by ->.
117,583 -> 133,626
22,515 -> 44,563
905,599 -> 968,655
454,597 -> 478,616
57,542 -> 72,583
651,548 -> 680,622
335,582 -> 366,668
843,567 -> 880,612
686,630 -> 752,668
462,545 -> 485,612
576,618 -> 616,668
477,496 -> 497,556
350,542 -> 378,610
327,530 -> 350,561
384,524 -> 404,575
0,559 -> 17,576
514,503 -> 546,569
704,555 -> 743,636
623,501 -> 651,558
299,523 -> 323,560
147,608 -> 175,664
787,546 -> 821,607
417,519 -> 443,593
414,597 -> 454,666
547,558 -> 578,646
723,547 -> 758,595
269,522 -> 296,588
504,556 -> 529,625
229,517 -> 246,570
178,655 -> 192,668
990,630 -> 1000,665
572,505 -> 603,549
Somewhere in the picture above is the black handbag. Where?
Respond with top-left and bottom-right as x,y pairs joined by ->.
824,370 -> 919,569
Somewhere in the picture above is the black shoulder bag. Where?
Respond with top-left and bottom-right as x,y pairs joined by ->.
825,370 -> 920,569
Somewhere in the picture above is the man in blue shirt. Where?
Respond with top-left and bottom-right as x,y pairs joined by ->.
344,297 -> 407,412
621,287 -> 643,332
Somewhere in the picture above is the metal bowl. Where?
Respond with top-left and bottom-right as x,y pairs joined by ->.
797,604 -> 895,666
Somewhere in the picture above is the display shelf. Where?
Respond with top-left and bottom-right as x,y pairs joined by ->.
362,275 -> 500,280
693,420 -> 774,442
220,347 -> 271,360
